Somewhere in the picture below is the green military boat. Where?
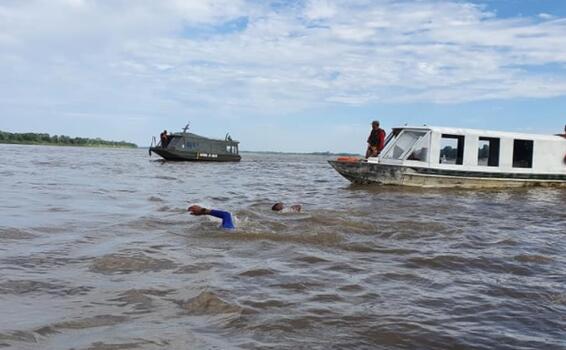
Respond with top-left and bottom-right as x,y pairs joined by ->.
149,124 -> 241,162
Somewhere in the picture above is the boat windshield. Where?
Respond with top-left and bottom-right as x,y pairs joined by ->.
167,136 -> 183,149
382,130 -> 429,161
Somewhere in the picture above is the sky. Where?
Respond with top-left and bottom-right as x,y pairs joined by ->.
1,0 -> 566,153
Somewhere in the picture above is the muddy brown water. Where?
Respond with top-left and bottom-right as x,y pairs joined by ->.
0,144 -> 565,350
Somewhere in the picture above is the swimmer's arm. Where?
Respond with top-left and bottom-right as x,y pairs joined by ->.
187,205 -> 234,229
208,209 -> 235,229
208,209 -> 226,220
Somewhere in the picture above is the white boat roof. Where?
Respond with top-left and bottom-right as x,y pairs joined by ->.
394,125 -> 566,142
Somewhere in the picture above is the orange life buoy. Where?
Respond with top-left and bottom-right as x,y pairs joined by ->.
336,156 -> 361,163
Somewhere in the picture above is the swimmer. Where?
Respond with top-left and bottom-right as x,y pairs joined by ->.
188,205 -> 235,229
271,202 -> 302,213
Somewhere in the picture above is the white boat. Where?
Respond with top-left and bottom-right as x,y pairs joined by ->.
329,126 -> 566,188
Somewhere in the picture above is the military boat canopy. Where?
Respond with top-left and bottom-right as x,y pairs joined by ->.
149,124 -> 241,162
329,126 -> 566,188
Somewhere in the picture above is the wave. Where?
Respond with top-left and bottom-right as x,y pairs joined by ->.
176,291 -> 242,315
90,252 -> 177,274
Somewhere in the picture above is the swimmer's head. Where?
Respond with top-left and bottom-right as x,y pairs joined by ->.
188,205 -> 205,215
271,202 -> 284,211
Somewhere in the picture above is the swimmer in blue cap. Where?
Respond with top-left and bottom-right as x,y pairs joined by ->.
188,205 -> 235,229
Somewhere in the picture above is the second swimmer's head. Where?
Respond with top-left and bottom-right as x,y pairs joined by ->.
271,202 -> 284,211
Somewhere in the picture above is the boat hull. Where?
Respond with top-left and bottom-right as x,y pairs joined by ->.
150,147 -> 241,162
328,161 -> 566,188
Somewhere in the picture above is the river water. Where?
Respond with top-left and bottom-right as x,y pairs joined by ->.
0,144 -> 565,350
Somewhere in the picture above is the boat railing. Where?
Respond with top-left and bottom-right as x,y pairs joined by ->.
150,136 -> 164,148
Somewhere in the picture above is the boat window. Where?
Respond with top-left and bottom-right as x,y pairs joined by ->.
439,134 -> 464,165
513,139 -> 533,168
168,137 -> 180,148
382,130 -> 427,160
407,132 -> 430,162
478,137 -> 500,167
383,129 -> 400,149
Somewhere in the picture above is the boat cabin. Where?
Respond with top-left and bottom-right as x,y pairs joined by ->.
166,132 -> 240,157
375,126 -> 566,176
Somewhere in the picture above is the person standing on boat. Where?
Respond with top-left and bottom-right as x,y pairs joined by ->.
366,120 -> 386,158
160,130 -> 170,148
188,205 -> 235,230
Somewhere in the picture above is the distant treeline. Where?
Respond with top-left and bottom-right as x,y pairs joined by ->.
440,146 -> 458,159
441,145 -> 490,159
241,150 -> 361,156
0,131 -> 137,148
308,151 -> 362,156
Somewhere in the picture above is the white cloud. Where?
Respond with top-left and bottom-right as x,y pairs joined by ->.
538,13 -> 555,20
304,0 -> 337,20
1,0 -> 566,140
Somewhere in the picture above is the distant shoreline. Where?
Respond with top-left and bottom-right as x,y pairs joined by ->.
137,147 -> 360,156
0,131 -> 137,149
0,144 -> 357,154
0,141 -> 137,149
240,151 -> 361,156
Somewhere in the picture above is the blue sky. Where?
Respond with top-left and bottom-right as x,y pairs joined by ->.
1,0 -> 565,153
469,0 -> 566,18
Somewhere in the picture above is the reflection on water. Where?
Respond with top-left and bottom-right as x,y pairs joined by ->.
0,144 -> 565,350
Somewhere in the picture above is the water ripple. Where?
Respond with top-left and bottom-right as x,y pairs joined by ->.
0,145 -> 564,349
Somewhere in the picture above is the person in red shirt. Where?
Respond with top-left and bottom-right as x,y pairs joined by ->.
365,120 -> 386,158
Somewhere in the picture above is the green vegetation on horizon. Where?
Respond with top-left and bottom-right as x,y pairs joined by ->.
241,150 -> 361,156
0,131 -> 137,148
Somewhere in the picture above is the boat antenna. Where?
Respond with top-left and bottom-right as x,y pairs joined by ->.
183,122 -> 190,133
